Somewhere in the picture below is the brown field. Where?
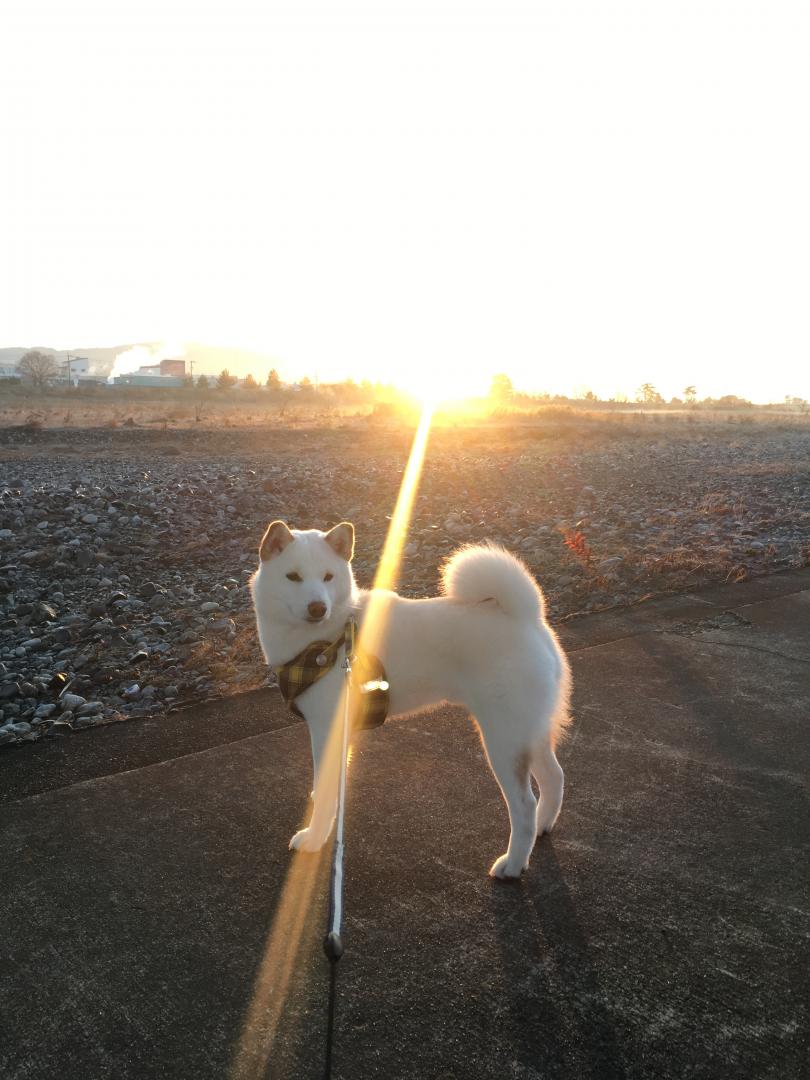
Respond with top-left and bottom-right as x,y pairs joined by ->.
1,382 -> 809,434
1,394 -> 809,743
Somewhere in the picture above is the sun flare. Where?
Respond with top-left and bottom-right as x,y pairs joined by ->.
230,403 -> 435,1079
397,365 -> 491,408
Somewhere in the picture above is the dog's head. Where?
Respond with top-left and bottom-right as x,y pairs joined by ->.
253,520 -> 355,627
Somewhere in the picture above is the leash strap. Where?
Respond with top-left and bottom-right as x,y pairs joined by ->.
323,617 -> 356,1079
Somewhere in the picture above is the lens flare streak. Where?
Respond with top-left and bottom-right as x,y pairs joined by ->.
229,403 -> 434,1079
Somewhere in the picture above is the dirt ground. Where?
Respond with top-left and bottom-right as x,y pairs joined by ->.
1,414 -> 809,742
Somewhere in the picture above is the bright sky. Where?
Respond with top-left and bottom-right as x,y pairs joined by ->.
2,0 -> 808,402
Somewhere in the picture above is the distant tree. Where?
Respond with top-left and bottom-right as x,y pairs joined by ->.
573,385 -> 596,401
183,375 -> 194,389
17,350 -> 58,389
196,373 -> 210,390
636,382 -> 664,404
670,396 -> 683,406
489,373 -> 514,401
266,368 -> 282,390
683,385 -> 697,405
243,373 -> 258,389
300,375 -> 313,389
217,368 -> 237,390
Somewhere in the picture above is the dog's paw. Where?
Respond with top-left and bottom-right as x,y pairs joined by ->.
489,854 -> 525,881
289,828 -> 326,854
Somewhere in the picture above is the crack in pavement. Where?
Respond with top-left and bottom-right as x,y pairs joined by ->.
659,632 -> 810,666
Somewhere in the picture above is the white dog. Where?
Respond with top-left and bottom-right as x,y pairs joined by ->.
251,521 -> 571,879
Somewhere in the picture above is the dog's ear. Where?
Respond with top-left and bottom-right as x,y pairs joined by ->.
260,520 -> 294,561
324,522 -> 354,561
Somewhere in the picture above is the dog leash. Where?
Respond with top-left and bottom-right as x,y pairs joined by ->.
323,616 -> 356,1080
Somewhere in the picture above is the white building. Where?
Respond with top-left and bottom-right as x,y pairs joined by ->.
60,357 -> 89,385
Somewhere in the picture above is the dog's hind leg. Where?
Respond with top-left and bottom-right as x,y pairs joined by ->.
533,739 -> 565,837
475,717 -> 539,880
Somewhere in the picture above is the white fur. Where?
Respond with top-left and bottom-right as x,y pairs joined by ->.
251,526 -> 571,879
441,543 -> 545,621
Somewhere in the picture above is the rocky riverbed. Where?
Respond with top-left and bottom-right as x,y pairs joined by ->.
1,420 -> 809,746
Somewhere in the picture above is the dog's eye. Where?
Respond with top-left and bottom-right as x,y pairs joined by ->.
324,572 -> 333,582
286,572 -> 303,583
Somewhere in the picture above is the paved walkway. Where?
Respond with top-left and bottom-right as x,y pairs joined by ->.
2,570 -> 808,1079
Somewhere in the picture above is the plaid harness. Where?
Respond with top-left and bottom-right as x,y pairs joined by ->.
274,624 -> 389,731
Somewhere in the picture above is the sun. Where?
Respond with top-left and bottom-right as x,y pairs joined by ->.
396,363 -> 491,407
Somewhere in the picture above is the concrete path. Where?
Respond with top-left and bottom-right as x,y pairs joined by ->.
2,570 -> 808,1079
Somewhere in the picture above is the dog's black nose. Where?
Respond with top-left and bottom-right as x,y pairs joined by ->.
308,601 -> 327,619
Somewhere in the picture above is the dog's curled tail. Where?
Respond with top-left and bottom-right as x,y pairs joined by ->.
441,544 -> 544,622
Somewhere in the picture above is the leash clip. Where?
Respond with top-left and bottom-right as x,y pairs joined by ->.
343,617 -> 357,670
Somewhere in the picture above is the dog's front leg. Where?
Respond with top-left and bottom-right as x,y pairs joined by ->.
289,702 -> 339,853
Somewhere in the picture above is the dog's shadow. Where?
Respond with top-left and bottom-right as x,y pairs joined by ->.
488,839 -> 627,1080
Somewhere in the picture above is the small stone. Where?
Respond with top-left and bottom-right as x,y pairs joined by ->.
77,701 -> 103,716
81,513 -> 99,525
60,692 -> 87,711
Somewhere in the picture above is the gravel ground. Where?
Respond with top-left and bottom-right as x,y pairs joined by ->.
1,420 -> 809,746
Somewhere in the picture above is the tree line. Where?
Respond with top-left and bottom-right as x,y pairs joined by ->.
8,351 -> 808,411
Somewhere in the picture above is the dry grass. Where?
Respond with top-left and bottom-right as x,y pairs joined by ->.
2,384 -> 809,436
0,389 -> 369,431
